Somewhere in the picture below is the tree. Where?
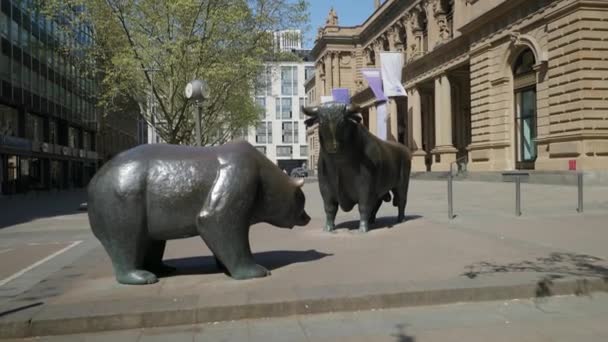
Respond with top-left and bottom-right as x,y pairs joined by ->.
39,0 -> 309,145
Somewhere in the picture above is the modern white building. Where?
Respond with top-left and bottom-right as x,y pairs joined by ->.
273,30 -> 302,53
244,59 -> 315,173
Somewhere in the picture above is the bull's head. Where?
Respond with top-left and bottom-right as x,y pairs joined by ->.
301,102 -> 361,154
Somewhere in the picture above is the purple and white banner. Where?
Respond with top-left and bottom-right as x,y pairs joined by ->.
331,88 -> 350,104
320,95 -> 334,104
361,68 -> 387,102
376,102 -> 388,140
380,52 -> 407,97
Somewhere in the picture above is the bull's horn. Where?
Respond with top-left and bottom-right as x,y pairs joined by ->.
292,178 -> 305,188
346,104 -> 361,114
301,106 -> 319,117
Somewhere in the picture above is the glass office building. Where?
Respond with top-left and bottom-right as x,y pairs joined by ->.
0,0 -> 98,195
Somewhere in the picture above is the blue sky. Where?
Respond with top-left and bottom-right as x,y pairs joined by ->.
302,0 -> 375,48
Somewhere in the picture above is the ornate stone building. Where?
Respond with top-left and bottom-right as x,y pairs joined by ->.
307,0 -> 608,173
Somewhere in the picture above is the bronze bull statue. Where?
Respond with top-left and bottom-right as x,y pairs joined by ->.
303,102 -> 412,233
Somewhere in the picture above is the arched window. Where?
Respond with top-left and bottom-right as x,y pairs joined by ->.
512,48 -> 537,169
513,49 -> 535,75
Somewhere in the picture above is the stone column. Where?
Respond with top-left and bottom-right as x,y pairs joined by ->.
431,74 -> 457,171
426,0 -> 439,50
325,54 -> 333,95
408,87 -> 427,171
332,52 -> 341,88
368,105 -> 378,136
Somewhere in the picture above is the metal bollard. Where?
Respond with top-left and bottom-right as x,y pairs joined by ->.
577,173 -> 584,213
515,175 -> 521,216
448,172 -> 454,219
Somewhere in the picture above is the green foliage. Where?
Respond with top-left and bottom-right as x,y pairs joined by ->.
37,0 -> 309,145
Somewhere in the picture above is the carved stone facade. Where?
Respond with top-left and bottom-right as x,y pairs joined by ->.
307,0 -> 608,173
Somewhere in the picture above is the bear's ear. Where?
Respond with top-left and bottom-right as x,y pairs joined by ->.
292,178 -> 305,188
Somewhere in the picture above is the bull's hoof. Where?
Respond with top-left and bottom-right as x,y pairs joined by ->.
324,223 -> 335,233
231,264 -> 271,280
397,215 -> 405,223
116,270 -> 158,285
358,222 -> 369,233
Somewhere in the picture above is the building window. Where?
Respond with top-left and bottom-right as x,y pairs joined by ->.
255,97 -> 266,119
277,145 -> 292,157
255,66 -> 272,96
0,12 -> 8,38
281,66 -> 297,95
513,48 -> 537,170
276,97 -> 292,120
514,49 -> 535,76
281,121 -> 299,143
68,126 -> 79,148
255,122 -> 272,144
25,113 -> 44,142
305,66 -> 315,81
49,120 -> 57,144
0,104 -> 19,137
299,97 -> 306,118
83,131 -> 91,150
300,145 -> 308,157
255,146 -> 266,155
282,122 -> 292,143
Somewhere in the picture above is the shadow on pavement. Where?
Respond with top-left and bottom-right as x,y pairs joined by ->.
463,252 -> 608,298
392,323 -> 416,342
334,215 -> 423,231
462,252 -> 608,280
0,190 -> 87,229
162,249 -> 333,277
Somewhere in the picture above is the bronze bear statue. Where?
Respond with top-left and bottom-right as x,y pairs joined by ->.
87,141 -> 310,285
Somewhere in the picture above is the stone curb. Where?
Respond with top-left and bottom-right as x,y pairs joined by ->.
1,277 -> 607,338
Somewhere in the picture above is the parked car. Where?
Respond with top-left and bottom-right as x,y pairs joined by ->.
290,167 -> 308,178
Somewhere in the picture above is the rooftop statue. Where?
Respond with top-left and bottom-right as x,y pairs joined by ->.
326,7 -> 338,26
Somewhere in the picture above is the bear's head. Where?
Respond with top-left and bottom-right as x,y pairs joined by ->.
266,177 -> 311,229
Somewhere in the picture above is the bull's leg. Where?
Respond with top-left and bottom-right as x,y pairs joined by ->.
324,201 -> 338,232
398,163 -> 411,222
143,240 -> 176,275
370,193 -> 391,224
369,199 -> 383,224
357,194 -> 375,233
397,190 -> 407,222
318,176 -> 338,232
392,187 -> 406,222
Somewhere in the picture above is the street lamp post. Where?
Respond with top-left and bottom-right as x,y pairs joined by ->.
185,80 -> 208,146
141,67 -> 160,144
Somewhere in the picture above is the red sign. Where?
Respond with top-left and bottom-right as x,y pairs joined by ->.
569,160 -> 577,171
